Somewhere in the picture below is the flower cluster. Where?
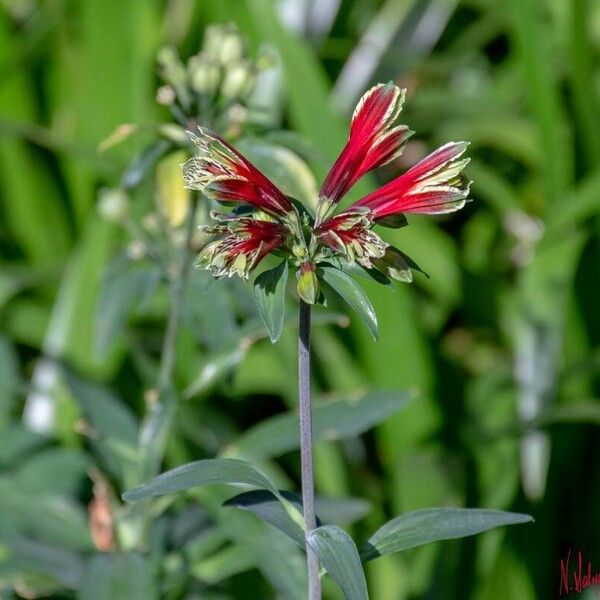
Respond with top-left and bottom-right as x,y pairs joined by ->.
183,82 -> 471,304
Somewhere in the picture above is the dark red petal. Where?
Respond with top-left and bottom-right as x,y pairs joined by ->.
319,83 -> 406,203
351,141 -> 470,217
350,83 -> 401,140
206,177 -> 291,216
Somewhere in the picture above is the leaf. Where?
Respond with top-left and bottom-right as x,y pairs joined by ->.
120,140 -> 171,190
224,490 -> 370,546
95,257 -> 161,357
361,508 -> 534,561
224,490 -> 313,547
307,526 -> 369,600
78,552 -> 157,600
237,138 -> 319,210
376,214 -> 408,229
319,266 -> 378,340
0,537 -> 84,589
253,261 -> 289,343
231,390 -> 412,461
123,458 -> 279,502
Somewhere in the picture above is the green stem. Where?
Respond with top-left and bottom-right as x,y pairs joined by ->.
298,300 -> 321,599
131,196 -> 197,550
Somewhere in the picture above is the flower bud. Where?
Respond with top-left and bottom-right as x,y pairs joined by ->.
157,47 -> 187,87
188,52 -> 221,95
218,26 -> 244,65
221,61 -> 253,99
97,188 -> 128,223
156,85 -> 176,106
297,263 -> 319,305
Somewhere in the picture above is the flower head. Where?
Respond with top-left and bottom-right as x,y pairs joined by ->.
196,215 -> 288,278
184,82 -> 471,334
183,127 -> 294,218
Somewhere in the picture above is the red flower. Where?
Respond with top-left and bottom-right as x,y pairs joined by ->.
318,82 -> 412,210
196,217 -> 288,279
352,141 -> 470,218
183,127 -> 293,218
315,85 -> 470,270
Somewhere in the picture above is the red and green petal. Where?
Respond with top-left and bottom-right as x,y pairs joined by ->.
314,211 -> 387,268
183,127 -> 293,218
351,141 -> 471,219
196,218 -> 287,279
318,83 -> 410,206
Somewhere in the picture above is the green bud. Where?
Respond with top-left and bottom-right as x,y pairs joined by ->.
297,264 -> 319,304
157,46 -> 190,109
373,247 -> 413,282
220,62 -> 252,99
292,244 -> 307,258
203,23 -> 244,65
157,46 -> 187,87
188,52 -> 221,95
218,27 -> 244,65
97,188 -> 128,223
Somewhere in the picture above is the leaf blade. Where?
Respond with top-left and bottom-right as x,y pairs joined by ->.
361,508 -> 534,561
320,266 -> 378,340
307,525 -> 369,600
254,261 -> 289,343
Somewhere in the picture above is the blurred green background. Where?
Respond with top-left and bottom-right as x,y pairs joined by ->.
1,0 -> 600,598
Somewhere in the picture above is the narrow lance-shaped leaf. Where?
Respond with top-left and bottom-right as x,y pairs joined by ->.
307,526 -> 369,600
122,458 -> 305,537
224,490 -> 371,548
254,260 -> 289,343
361,508 -> 534,561
320,266 -> 378,340
230,390 -> 412,461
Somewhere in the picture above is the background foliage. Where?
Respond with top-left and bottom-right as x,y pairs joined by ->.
1,0 -> 599,598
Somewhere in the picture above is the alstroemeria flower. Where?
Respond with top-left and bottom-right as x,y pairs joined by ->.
183,127 -> 294,218
183,81 -> 470,298
318,83 -> 413,214
314,84 -> 470,275
195,216 -> 289,278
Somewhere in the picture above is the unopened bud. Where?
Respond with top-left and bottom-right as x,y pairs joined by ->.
292,244 -> 307,258
157,46 -> 187,86
156,85 -> 176,106
297,263 -> 319,305
126,240 -> 146,261
218,25 -> 244,65
97,188 -> 128,223
221,62 -> 252,99
188,53 -> 221,94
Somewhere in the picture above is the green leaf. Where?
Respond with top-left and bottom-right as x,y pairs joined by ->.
237,138 -> 318,210
319,266 -> 378,340
307,526 -> 369,600
78,552 -> 157,600
361,508 -> 534,561
95,257 -> 161,357
224,490 -> 370,547
253,261 -> 289,343
230,390 -> 413,460
123,458 -> 280,502
120,140 -> 171,190
224,490 -> 313,547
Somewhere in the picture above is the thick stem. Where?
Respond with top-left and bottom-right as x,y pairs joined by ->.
298,300 -> 321,600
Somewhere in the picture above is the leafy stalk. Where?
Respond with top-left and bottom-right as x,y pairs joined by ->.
298,300 -> 321,599
132,195 -> 197,548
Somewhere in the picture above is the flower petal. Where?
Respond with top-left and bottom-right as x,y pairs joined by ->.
183,127 -> 293,217
351,141 -> 471,219
318,83 -> 409,205
196,217 -> 287,279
